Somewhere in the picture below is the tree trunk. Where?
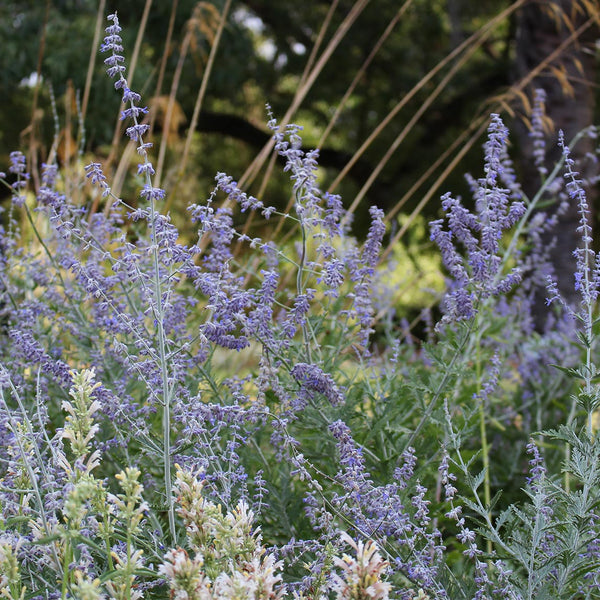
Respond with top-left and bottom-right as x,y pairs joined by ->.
514,0 -> 597,316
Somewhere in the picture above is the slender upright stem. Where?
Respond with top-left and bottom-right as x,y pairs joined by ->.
149,194 -> 176,541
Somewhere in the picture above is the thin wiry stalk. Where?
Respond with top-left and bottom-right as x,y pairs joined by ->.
26,0 -> 51,193
146,176 -> 176,543
317,0 -> 414,150
258,0 -> 412,248
47,83 -> 61,165
82,0 -> 106,123
298,0 -> 341,88
155,27 -> 191,186
474,335 -> 492,555
83,1 -> 107,219
383,116 -> 476,226
76,87 -> 85,160
147,195 -> 176,543
381,115 -> 489,261
100,10 -> 178,541
403,319 -> 477,452
341,22 -> 497,225
235,0 -> 370,245
62,82 -> 74,197
381,15 -> 595,258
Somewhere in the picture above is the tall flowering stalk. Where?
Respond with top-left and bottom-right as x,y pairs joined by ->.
547,131 -> 600,437
0,539 -> 25,600
97,12 -> 176,541
104,468 -> 147,600
544,130 -> 600,496
430,114 -> 526,324
428,114 -> 527,530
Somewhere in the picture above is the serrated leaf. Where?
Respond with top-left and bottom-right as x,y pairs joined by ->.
543,424 -> 581,446
472,468 -> 486,492
511,505 -> 535,530
460,496 -> 488,518
488,489 -> 503,513
548,364 -> 583,379
494,508 -> 512,531
576,329 -> 592,348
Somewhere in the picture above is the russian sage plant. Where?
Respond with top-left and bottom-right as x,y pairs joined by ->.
1,10 -> 600,600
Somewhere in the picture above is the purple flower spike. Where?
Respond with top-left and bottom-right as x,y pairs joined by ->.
430,114 -> 526,324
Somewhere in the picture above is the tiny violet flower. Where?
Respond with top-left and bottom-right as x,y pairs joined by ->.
291,362 -> 345,407
8,151 -> 29,206
2,9 -> 600,597
8,151 -> 27,176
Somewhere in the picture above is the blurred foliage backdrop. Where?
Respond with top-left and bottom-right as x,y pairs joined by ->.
1,0 -> 599,315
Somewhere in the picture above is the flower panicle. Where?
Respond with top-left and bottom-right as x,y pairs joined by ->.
546,131 -> 600,318
430,114 -> 526,324
0,539 -> 25,598
94,12 -> 163,206
7,151 -> 29,206
61,369 -> 103,474
530,88 -> 548,176
161,466 -> 284,600
330,532 -> 391,600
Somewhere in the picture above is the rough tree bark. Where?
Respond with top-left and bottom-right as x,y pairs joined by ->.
514,0 -> 598,314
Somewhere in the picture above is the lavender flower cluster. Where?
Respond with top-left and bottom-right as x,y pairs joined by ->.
429,114 -> 526,323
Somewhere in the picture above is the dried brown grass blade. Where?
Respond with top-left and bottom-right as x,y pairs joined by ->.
318,0 -> 415,150
149,0 -> 179,139
381,114 -> 489,263
383,121 -> 477,225
327,0 -> 527,198
165,0 -> 233,214
237,0 -> 371,192
82,0 -> 106,124
381,15 -> 596,261
155,28 -> 192,187
298,0 -> 341,89
341,19 -> 498,226
232,0 -> 370,253
26,0 -> 51,192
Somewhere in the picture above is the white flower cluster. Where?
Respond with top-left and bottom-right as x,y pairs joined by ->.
159,465 -> 284,600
